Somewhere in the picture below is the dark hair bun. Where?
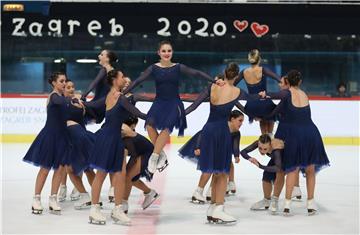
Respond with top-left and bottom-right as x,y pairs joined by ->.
225,62 -> 239,80
286,70 -> 302,86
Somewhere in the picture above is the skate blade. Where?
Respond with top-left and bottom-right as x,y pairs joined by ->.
283,209 -> 292,217
250,207 -> 269,211
211,218 -> 237,225
108,196 -> 114,203
58,198 -> 66,202
111,216 -> 131,226
307,209 -> 317,216
49,209 -> 61,215
74,201 -> 91,210
89,217 -> 106,225
270,210 -> 278,215
291,195 -> 302,201
70,196 -> 80,201
142,193 -> 160,210
190,198 -> 205,204
32,209 -> 43,215
157,161 -> 169,172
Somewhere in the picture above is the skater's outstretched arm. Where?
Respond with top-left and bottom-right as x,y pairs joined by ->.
263,67 -> 281,83
132,94 -> 155,103
82,68 -> 107,99
238,89 -> 263,101
240,140 -> 258,160
83,97 -> 106,120
122,66 -> 153,95
185,85 -> 211,115
194,131 -> 203,150
118,95 -> 147,120
266,89 -> 290,100
179,64 -> 215,83
258,149 -> 282,172
232,131 -> 241,158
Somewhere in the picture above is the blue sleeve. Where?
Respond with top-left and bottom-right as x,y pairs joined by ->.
50,93 -> 66,105
122,65 -> 153,95
232,131 -> 241,158
82,68 -> 107,98
179,64 -> 215,83
185,84 -> 211,115
240,140 -> 258,160
259,149 -> 282,172
263,67 -> 281,83
118,95 -> 147,120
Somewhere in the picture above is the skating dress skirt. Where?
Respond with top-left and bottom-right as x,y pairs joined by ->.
23,93 -> 70,170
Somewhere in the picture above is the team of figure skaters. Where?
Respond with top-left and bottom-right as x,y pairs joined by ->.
23,41 -> 330,225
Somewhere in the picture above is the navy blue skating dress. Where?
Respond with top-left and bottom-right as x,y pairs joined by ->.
122,64 -> 215,136
89,94 -> 146,173
82,68 -> 108,123
179,130 -> 241,168
184,85 -> 257,174
64,100 -> 95,175
122,94 -> 154,181
234,67 -> 280,122
268,90 -> 330,173
23,93 -> 70,170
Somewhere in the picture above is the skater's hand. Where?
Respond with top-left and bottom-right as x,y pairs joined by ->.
258,91 -> 266,98
249,157 -> 259,167
194,149 -> 201,156
215,79 -> 225,87
235,157 -> 240,163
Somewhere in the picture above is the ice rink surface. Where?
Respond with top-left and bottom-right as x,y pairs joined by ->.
1,143 -> 359,234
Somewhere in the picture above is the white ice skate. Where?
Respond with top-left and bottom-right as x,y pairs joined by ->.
291,186 -> 302,200
32,194 -> 43,215
147,153 -> 159,175
157,150 -> 169,172
227,181 -> 236,194
49,194 -> 61,215
142,189 -> 160,210
211,205 -> 237,224
57,184 -> 67,202
250,198 -> 271,210
206,187 -> 212,201
122,200 -> 129,214
89,204 -> 106,225
108,186 -> 114,203
283,199 -> 292,216
70,187 -> 80,201
191,187 -> 206,204
206,203 -> 216,223
74,192 -> 91,210
270,196 -> 279,215
307,199 -> 318,216
111,205 -> 131,226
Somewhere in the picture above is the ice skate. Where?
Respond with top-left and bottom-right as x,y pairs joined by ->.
307,199 -> 318,216
74,192 -> 91,210
70,187 -> 80,201
31,194 -> 43,215
57,184 -> 67,202
142,189 -> 160,210
122,200 -> 129,214
250,198 -> 270,210
291,186 -> 302,200
206,187 -> 212,201
270,196 -> 279,215
157,150 -> 169,172
111,205 -> 131,226
228,181 -> 236,194
191,187 -> 205,204
206,203 -> 216,223
147,153 -> 159,174
211,205 -> 237,224
283,199 -> 292,216
49,194 -> 61,215
108,186 -> 114,203
89,204 -> 106,225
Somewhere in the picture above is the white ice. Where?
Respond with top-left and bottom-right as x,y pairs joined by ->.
1,144 -> 359,234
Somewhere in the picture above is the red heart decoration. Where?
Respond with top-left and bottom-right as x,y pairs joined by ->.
233,20 -> 249,32
250,22 -> 269,38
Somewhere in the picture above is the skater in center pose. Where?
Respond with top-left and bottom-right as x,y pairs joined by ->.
122,40 -> 224,177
